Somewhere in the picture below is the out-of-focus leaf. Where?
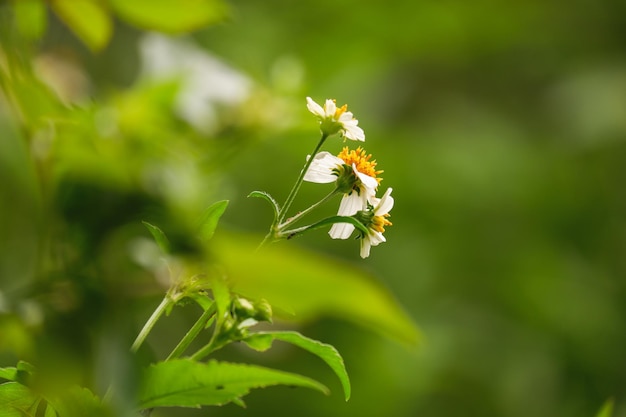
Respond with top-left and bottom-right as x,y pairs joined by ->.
210,275 -> 231,329
243,331 -> 351,401
0,382 -> 38,417
595,399 -> 614,417
0,362 -> 34,384
47,386 -> 111,417
50,0 -> 112,51
12,0 -> 47,40
44,404 -> 57,417
212,231 -> 420,346
109,0 -> 228,33
197,200 -> 229,243
142,221 -> 171,254
137,359 -> 328,409
0,368 -> 17,382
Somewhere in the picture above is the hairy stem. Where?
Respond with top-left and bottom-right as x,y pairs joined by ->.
131,295 -> 172,353
277,133 -> 328,224
277,188 -> 339,232
166,303 -> 216,360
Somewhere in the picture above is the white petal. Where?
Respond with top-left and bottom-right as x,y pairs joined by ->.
360,232 -> 385,258
337,193 -> 364,216
375,188 -> 394,216
306,97 -> 324,117
323,99 -> 336,118
304,152 -> 343,183
338,111 -> 354,122
329,222 -> 355,239
341,119 -> 365,141
360,237 -> 372,258
353,165 -> 378,197
368,230 -> 386,246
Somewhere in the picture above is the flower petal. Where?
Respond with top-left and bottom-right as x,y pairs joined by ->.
368,230 -> 386,246
323,99 -> 336,118
306,97 -> 324,117
337,192 -> 364,216
353,164 -> 378,198
360,238 -> 372,258
340,119 -> 365,141
375,188 -> 394,216
304,152 -> 343,183
329,222 -> 355,240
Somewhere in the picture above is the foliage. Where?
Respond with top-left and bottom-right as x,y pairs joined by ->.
0,1 -> 417,415
2,0 -> 626,416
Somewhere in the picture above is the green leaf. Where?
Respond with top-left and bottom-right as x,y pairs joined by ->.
0,368 -> 18,382
142,221 -> 171,254
595,399 -> 614,417
0,382 -> 39,417
15,362 -> 34,375
44,404 -> 57,417
137,359 -> 329,409
243,331 -> 351,401
47,386 -> 111,417
0,362 -> 34,384
197,200 -> 229,243
109,0 -> 228,33
13,0 -> 47,40
209,275 -> 232,329
248,191 -> 280,223
50,0 -> 112,51
212,231 -> 421,346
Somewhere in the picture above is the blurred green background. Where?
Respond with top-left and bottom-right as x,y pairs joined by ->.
1,0 -> 626,416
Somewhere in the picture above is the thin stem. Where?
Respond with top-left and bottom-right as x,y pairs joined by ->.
256,229 -> 275,251
277,188 -> 339,232
277,133 -> 328,224
190,334 -> 227,361
166,304 -> 216,360
131,295 -> 172,353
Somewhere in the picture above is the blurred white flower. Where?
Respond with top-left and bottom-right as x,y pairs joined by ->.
139,33 -> 252,134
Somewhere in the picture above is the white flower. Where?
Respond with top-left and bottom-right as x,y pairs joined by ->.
304,152 -> 378,217
304,148 -> 381,240
359,188 -> 394,258
306,97 -> 365,141
303,151 -> 344,184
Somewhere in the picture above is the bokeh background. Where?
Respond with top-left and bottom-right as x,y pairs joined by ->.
1,0 -> 626,416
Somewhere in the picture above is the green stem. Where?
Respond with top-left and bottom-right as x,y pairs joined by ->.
189,335 -> 227,361
277,133 -> 328,224
277,188 -> 339,232
256,229 -> 275,251
166,304 -> 216,360
131,295 -> 172,353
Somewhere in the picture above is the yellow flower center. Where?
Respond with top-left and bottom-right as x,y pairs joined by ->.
334,103 -> 348,120
337,147 -> 383,182
371,214 -> 392,233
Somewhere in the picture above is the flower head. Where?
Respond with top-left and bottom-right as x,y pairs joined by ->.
303,146 -> 383,239
356,187 -> 394,258
306,97 -> 365,141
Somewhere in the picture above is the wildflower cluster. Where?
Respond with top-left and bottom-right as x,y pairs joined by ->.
253,97 -> 394,258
